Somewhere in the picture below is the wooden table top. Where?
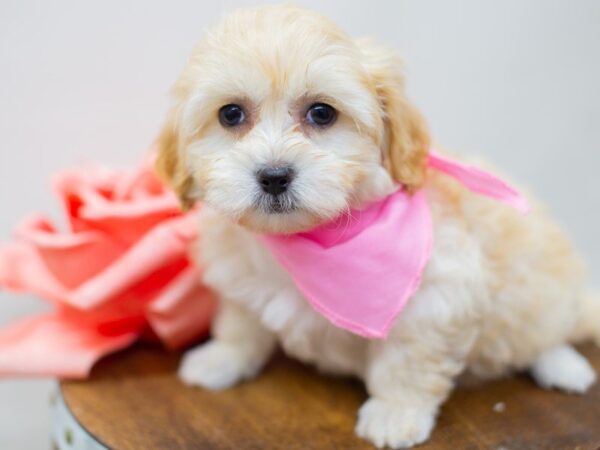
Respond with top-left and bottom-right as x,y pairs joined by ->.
61,343 -> 600,450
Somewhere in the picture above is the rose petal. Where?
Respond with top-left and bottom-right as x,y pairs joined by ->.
76,194 -> 181,244
0,313 -> 140,378
53,166 -> 126,232
13,215 -> 124,289
53,160 -> 181,243
146,266 -> 216,349
0,241 -> 66,303
64,215 -> 197,310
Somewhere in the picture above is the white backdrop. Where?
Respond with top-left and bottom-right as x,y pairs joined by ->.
1,1 -> 599,448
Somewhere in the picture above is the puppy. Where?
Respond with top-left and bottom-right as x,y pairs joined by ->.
156,5 -> 599,448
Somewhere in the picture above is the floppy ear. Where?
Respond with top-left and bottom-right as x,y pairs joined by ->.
358,40 -> 430,191
155,115 -> 196,211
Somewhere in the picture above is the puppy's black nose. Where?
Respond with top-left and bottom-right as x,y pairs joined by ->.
257,166 -> 293,196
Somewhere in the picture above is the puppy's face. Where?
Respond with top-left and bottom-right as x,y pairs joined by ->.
158,6 -> 430,234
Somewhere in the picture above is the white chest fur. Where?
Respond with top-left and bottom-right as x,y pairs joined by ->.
197,207 -> 368,377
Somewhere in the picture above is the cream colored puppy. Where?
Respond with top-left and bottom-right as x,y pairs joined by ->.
156,6 -> 599,448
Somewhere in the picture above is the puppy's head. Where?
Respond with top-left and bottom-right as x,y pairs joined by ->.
157,6 -> 429,233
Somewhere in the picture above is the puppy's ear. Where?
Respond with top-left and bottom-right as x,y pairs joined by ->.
155,115 -> 196,211
359,40 -> 430,191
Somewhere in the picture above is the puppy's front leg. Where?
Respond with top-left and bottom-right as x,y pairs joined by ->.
179,301 -> 276,390
356,291 -> 478,448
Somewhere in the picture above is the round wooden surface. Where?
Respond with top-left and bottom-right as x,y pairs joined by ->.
61,343 -> 600,449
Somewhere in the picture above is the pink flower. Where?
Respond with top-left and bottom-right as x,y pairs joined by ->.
0,156 -> 215,378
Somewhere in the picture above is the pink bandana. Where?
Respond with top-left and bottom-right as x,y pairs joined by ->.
258,152 -> 528,339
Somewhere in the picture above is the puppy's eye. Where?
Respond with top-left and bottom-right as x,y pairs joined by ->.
306,103 -> 337,127
219,104 -> 246,127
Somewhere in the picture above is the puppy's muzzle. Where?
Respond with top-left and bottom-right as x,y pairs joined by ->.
257,165 -> 294,196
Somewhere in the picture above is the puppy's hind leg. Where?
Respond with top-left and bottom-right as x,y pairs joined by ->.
571,291 -> 600,346
533,291 -> 600,394
530,344 -> 596,394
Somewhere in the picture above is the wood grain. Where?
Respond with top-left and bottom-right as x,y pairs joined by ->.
62,343 -> 600,450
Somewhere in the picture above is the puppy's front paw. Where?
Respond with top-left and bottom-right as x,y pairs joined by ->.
355,398 -> 435,449
178,341 -> 260,390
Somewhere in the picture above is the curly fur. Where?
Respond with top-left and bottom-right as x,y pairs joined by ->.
157,6 -> 599,448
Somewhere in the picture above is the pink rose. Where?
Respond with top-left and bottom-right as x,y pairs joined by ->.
0,156 -> 215,378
